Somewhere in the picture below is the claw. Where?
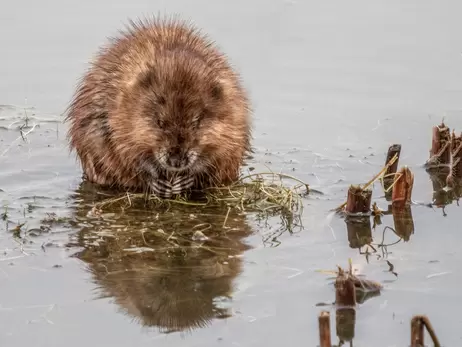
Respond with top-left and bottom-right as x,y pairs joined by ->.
171,175 -> 195,194
149,175 -> 195,198
149,179 -> 174,198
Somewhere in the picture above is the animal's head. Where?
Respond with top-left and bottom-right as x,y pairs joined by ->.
113,50 -> 250,180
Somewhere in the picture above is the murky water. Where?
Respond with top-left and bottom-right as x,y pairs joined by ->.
1,1 -> 462,346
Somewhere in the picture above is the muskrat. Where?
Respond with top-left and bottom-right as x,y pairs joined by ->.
65,17 -> 251,198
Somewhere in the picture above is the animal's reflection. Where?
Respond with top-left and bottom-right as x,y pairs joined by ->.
67,182 -> 255,333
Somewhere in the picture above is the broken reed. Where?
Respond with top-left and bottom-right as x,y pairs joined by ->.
383,144 -> 401,200
386,153 -> 414,237
335,264 -> 357,308
410,315 -> 442,347
321,263 -> 435,346
317,261 -> 383,346
377,144 -> 414,209
381,143 -> 415,209
334,264 -> 358,342
333,260 -> 383,306
334,143 -> 416,248
335,151 -> 399,214
391,166 -> 414,208
448,131 -> 462,186
385,144 -> 402,176
318,311 -> 332,347
425,121 -> 462,187
319,126 -> 454,347
427,122 -> 452,167
337,143 -> 414,216
318,312 -> 442,347
341,145 -> 415,250
345,185 -> 372,215
92,172 -> 310,218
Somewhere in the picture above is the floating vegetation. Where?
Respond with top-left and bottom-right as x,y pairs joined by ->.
91,172 -> 312,221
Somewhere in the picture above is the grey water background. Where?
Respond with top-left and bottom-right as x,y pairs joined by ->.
1,1 -> 462,346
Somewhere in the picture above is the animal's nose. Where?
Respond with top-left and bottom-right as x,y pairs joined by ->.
167,155 -> 181,168
167,148 -> 188,168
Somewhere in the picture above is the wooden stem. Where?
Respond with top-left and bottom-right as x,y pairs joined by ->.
335,269 -> 356,307
411,316 -> 425,347
345,185 -> 372,215
420,315 -> 442,347
335,268 -> 357,342
392,166 -> 414,208
447,131 -> 462,186
383,144 -> 402,200
385,144 -> 401,177
426,122 -> 451,168
411,315 -> 442,347
318,311 -> 332,347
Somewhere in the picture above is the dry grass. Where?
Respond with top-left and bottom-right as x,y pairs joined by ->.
92,171 -> 311,218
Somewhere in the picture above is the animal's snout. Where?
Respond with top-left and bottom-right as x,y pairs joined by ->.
167,147 -> 189,168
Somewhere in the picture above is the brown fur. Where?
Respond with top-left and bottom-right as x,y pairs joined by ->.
65,16 -> 251,194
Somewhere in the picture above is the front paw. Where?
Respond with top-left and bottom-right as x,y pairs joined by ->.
149,179 -> 174,198
171,175 -> 195,195
149,176 -> 194,198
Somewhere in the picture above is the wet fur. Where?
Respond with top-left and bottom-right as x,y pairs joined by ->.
65,16 -> 252,195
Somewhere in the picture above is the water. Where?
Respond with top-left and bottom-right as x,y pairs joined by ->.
1,1 -> 462,346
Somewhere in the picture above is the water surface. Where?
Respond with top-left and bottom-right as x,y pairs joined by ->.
1,1 -> 462,346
